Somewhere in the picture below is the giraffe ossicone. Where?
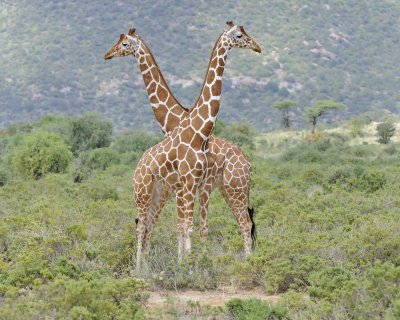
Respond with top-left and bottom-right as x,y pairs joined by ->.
105,22 -> 261,271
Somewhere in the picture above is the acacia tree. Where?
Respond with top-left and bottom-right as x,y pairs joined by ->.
273,100 -> 297,129
376,122 -> 396,144
304,100 -> 345,133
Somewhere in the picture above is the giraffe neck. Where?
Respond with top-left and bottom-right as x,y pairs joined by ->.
134,39 -> 187,134
188,36 -> 229,141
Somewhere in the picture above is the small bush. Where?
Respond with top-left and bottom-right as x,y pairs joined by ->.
308,267 -> 353,301
349,170 -> 387,193
226,298 -> 289,320
9,131 -> 72,179
0,165 -> 8,186
72,148 -> 119,182
384,144 -> 398,155
328,168 -> 351,185
70,113 -> 113,153
221,123 -> 256,150
86,148 -> 119,170
112,130 -> 160,154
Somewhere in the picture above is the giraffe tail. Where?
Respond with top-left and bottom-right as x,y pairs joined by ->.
248,207 -> 257,250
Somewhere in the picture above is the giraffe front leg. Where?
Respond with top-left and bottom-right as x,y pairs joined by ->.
176,189 -> 186,262
183,187 -> 196,255
199,184 -> 212,242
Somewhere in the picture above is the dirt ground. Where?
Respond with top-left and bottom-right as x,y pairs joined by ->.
146,286 -> 279,309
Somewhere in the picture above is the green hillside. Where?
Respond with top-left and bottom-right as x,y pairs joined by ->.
1,0 -> 400,130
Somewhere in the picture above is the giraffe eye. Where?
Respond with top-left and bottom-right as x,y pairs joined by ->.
237,34 -> 243,39
122,42 -> 128,47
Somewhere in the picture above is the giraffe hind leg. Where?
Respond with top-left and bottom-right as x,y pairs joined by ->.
142,184 -> 170,252
134,175 -> 153,272
219,186 -> 253,256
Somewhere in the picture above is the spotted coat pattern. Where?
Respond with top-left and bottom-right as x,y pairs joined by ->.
105,23 -> 261,271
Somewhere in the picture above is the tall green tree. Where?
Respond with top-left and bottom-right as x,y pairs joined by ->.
273,100 -> 297,129
376,122 -> 396,144
304,100 -> 345,133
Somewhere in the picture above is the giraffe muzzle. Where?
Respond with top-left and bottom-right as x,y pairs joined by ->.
252,42 -> 262,53
104,51 -> 114,60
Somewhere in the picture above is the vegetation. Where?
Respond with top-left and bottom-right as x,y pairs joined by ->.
377,122 -> 396,144
273,100 -> 297,129
70,113 -> 113,153
9,130 -> 72,179
1,1 -> 400,130
0,115 -> 399,318
304,100 -> 345,133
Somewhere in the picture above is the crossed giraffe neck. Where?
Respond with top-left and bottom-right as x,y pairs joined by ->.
187,38 -> 228,140
105,23 -> 261,139
133,34 -> 229,142
135,36 -> 230,142
134,38 -> 187,134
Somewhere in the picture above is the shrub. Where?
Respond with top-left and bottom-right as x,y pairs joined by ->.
72,148 -> 119,182
349,170 -> 387,193
0,165 -> 8,186
221,123 -> 256,150
37,115 -> 72,143
384,144 -> 398,155
85,148 -> 119,170
226,298 -> 289,320
112,130 -> 160,154
9,131 -> 72,179
70,113 -> 113,153
308,267 -> 354,301
0,278 -> 147,319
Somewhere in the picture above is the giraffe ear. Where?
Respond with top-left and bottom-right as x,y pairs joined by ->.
128,28 -> 136,36
226,21 -> 235,28
226,25 -> 238,37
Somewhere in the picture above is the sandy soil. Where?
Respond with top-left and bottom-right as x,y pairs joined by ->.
146,287 -> 279,309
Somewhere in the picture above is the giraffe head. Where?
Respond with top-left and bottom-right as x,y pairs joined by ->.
104,28 -> 142,60
222,21 -> 261,53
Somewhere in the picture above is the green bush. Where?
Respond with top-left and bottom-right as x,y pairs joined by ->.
0,277 -> 147,319
70,113 -> 113,153
221,123 -> 256,150
37,115 -> 72,143
9,131 -> 72,179
0,165 -> 8,186
308,267 -> 354,301
112,130 -> 161,154
72,148 -> 119,182
226,298 -> 289,320
349,170 -> 387,193
86,148 -> 119,170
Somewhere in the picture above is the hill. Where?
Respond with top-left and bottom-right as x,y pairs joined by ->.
1,0 -> 400,130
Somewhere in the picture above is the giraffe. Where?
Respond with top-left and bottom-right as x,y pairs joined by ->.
105,27 -> 257,253
105,22 -> 261,271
